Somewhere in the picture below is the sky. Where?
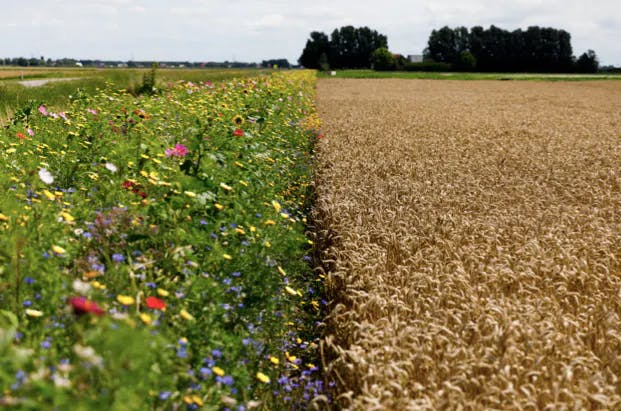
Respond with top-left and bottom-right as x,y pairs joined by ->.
1,0 -> 620,66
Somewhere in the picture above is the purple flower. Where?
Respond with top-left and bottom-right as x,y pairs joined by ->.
24,277 -> 35,284
158,391 -> 171,400
38,105 -> 48,116
165,143 -> 189,158
112,253 -> 125,263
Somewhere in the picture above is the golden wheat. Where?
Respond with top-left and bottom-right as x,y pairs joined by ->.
314,79 -> 621,410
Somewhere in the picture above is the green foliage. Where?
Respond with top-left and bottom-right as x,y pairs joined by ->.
299,26 -> 388,69
136,62 -> 159,95
371,48 -> 395,71
0,71 -> 327,409
318,53 -> 330,72
576,50 -> 599,73
456,50 -> 477,71
424,25 -> 577,72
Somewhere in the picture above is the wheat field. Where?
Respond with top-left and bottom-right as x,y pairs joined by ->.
315,79 -> 621,410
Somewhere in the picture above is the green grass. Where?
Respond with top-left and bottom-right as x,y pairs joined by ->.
317,69 -> 621,81
0,68 -> 272,124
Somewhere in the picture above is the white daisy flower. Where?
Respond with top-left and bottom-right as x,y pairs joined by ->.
38,168 -> 54,185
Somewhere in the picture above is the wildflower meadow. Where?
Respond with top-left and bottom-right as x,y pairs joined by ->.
0,71 -> 328,410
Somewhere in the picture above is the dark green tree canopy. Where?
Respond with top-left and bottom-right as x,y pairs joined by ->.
299,26 -> 388,69
424,25 -> 578,72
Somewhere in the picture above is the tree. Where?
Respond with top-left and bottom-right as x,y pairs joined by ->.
299,26 -> 388,69
576,50 -> 599,73
456,50 -> 477,71
298,31 -> 329,69
371,48 -> 395,71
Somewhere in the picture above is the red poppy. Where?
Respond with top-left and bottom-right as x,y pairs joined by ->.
146,296 -> 166,310
16,132 -> 26,140
233,128 -> 244,137
69,296 -> 105,316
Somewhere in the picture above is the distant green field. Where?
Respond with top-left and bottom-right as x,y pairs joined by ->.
318,69 -> 621,81
0,67 -> 271,123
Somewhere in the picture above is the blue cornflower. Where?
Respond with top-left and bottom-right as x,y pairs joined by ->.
112,253 -> 125,263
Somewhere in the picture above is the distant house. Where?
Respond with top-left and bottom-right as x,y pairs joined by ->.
408,55 -> 423,63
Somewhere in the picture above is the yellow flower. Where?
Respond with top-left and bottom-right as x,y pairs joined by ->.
269,356 -> 280,366
272,200 -> 281,212
191,395 -> 204,406
232,115 -> 244,125
43,189 -> 56,200
212,366 -> 225,377
277,266 -> 286,276
214,203 -> 224,211
0,213 -> 9,222
285,286 -> 297,296
264,241 -> 271,248
220,182 -> 233,191
51,245 -> 66,254
239,180 -> 248,187
157,288 -> 169,297
184,191 -> 196,198
60,212 -> 75,222
116,295 -> 135,306
26,309 -> 43,317
223,254 -> 232,260
256,372 -> 270,384
264,220 -> 275,226
180,309 -> 194,321
139,313 -> 152,325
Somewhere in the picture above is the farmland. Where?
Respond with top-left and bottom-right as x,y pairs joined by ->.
315,79 -> 621,409
0,70 -> 326,410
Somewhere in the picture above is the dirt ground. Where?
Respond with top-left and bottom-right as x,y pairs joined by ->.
315,79 -> 621,410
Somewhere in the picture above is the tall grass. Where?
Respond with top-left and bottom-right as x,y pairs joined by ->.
0,68 -> 270,124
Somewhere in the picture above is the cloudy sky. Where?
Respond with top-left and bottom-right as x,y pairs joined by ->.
2,0 -> 620,66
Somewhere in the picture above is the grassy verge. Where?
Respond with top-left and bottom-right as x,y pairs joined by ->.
0,68 -> 271,124
0,71 -> 327,410
317,69 -> 621,81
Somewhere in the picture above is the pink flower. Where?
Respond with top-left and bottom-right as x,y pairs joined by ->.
27,128 -> 35,136
165,144 -> 189,158
87,109 -> 98,115
38,105 -> 48,116
59,112 -> 68,121
233,128 -> 244,137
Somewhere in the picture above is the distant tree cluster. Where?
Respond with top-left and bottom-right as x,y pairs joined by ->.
424,26 -> 599,73
298,26 -> 388,69
261,59 -> 291,69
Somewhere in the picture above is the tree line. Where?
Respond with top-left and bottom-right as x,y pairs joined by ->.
299,25 -> 603,73
425,25 -> 598,73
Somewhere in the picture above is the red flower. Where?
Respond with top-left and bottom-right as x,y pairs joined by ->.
16,132 -> 26,140
69,296 -> 105,316
122,180 -> 135,189
233,128 -> 244,137
146,296 -> 166,310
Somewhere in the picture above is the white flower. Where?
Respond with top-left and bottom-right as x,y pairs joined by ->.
38,168 -> 54,185
72,279 -> 91,295
104,163 -> 117,173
